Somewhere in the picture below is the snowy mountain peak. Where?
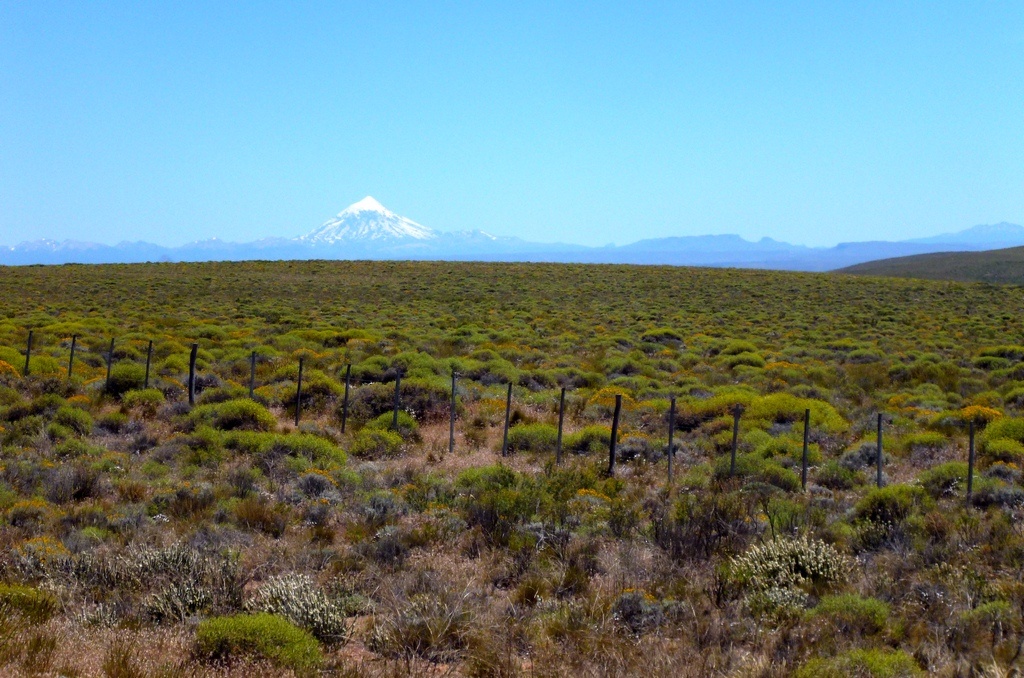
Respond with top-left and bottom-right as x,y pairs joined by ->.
301,197 -> 437,244
341,196 -> 388,215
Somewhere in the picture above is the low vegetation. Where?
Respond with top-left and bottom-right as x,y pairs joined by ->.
0,259 -> 1022,675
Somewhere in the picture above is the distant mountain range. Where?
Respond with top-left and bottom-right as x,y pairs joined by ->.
3,197 -> 1022,271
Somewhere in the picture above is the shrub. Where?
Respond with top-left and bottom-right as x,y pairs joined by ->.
810,594 -> 889,635
506,423 -> 558,454
44,463 -> 100,504
234,497 -> 288,537
245,573 -> 348,644
983,438 -> 1024,464
349,428 -> 403,459
984,417 -> 1024,446
122,388 -> 165,417
191,399 -> 276,432
105,363 -> 147,397
195,613 -> 322,673
902,431 -> 946,453
916,461 -> 968,499
730,536 -> 848,596
364,409 -> 419,439
564,425 -> 612,455
52,405 -> 93,436
854,485 -> 930,524
816,460 -> 861,490
794,649 -> 922,677
369,591 -> 471,662
0,584 -> 59,622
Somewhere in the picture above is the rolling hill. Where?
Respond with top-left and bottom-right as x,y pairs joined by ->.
837,244 -> 1024,284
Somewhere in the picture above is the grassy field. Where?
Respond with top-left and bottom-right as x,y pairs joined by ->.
839,245 -> 1024,285
1,259 -> 1024,675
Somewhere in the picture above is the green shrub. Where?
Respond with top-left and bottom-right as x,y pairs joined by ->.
816,460 -> 861,490
983,437 -> 1024,464
364,410 -> 419,440
506,423 -> 558,454
902,431 -> 946,453
917,461 -> 968,499
191,399 -> 277,432
105,362 -> 147,397
854,485 -> 930,524
564,425 -> 612,454
810,594 -> 889,635
52,405 -> 93,436
0,584 -> 59,622
984,417 -> 1024,445
794,648 -> 922,677
349,428 -> 403,459
195,613 -> 322,672
122,388 -> 165,417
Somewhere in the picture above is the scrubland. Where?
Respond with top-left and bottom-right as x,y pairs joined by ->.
0,260 -> 1023,676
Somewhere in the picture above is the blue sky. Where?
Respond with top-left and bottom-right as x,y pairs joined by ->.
1,2 -> 1022,247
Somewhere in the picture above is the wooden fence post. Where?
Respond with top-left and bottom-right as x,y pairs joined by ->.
144,340 -> 153,389
730,405 -> 741,477
248,351 -> 257,399
391,372 -> 402,431
449,371 -> 457,455
801,408 -> 810,491
23,330 -> 33,377
188,343 -> 198,406
340,364 -> 351,433
501,382 -> 513,456
667,396 -> 676,486
556,387 -> 566,465
608,394 -> 622,476
294,357 -> 304,426
967,420 -> 976,506
876,413 -> 884,488
105,338 -> 115,391
67,335 -> 77,382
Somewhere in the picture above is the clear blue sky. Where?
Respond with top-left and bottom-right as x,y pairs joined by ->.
2,2 -> 1022,247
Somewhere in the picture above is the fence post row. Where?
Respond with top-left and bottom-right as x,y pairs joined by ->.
105,338 -> 115,390
555,386 -> 566,466
24,330 -> 33,377
667,396 -> 676,486
729,405 -> 742,477
876,413 -> 884,488
14,330 -> 994,504
340,364 -> 351,433
391,372 -> 402,431
188,343 -> 198,406
294,357 -> 304,427
144,340 -> 153,389
801,408 -> 810,492
501,382 -> 513,456
607,394 -> 622,476
67,334 -> 77,382
449,371 -> 457,455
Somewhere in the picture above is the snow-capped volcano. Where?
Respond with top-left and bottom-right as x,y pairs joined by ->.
301,197 -> 437,244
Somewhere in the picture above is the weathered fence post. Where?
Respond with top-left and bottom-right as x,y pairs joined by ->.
248,351 -> 257,399
730,405 -> 741,477
556,386 -> 566,465
667,396 -> 676,486
391,372 -> 402,431
67,334 -> 77,382
967,420 -> 976,506
340,364 -> 351,433
449,371 -> 457,455
608,394 -> 622,476
188,343 -> 198,406
144,340 -> 153,389
105,338 -> 115,391
501,382 -> 513,456
876,413 -> 884,488
23,330 -> 33,377
801,408 -> 810,491
294,357 -> 304,427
